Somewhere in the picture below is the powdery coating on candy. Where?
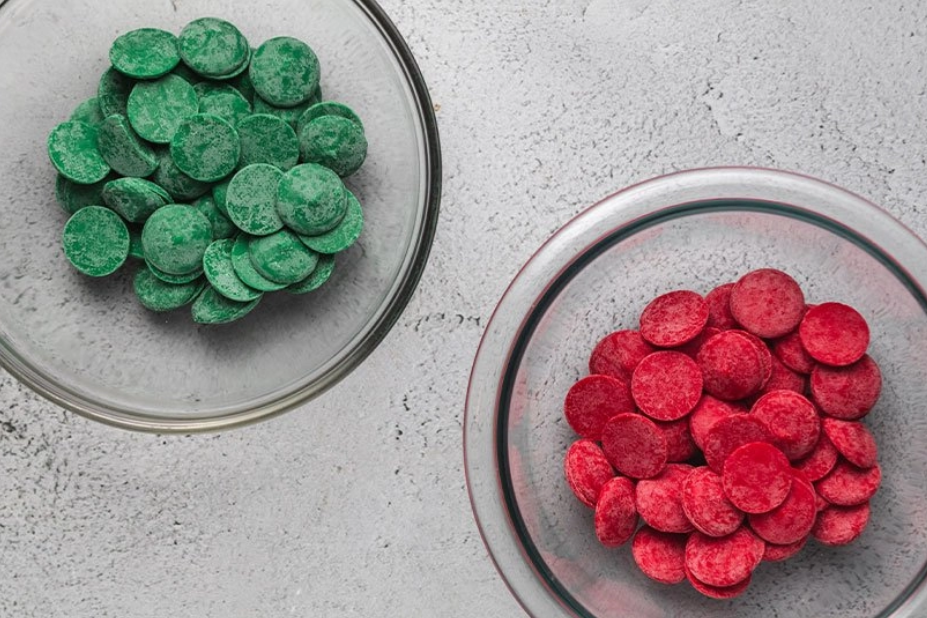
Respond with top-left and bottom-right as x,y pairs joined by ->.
564,440 -> 615,508
47,121 -> 111,185
760,355 -> 807,396
62,206 -> 130,277
563,374 -> 635,441
656,418 -> 698,462
822,418 -> 878,469
793,434 -> 840,481
635,464 -> 694,533
250,37 -> 321,107
815,461 -> 881,506
298,191 -> 364,255
682,467 -> 744,537
729,269 -> 806,338
588,330 -> 655,382
226,164 -> 285,236
773,331 -> 816,375
731,330 -> 773,388
697,331 -> 766,401
812,502 -> 871,546
685,527 -> 765,588
631,527 -> 688,584
639,290 -> 709,348
631,352 -> 704,422
722,442 -> 793,514
799,303 -> 870,367
705,283 -> 737,329
594,476 -> 638,546
141,204 -> 212,275
202,239 -> 262,303
688,395 -> 746,451
810,355 -> 882,420
170,114 -> 241,182
298,115 -> 368,178
673,326 -> 722,359
237,114 -> 300,171
762,537 -> 808,562
247,230 -> 319,285
703,415 -> 773,473
748,472 -> 817,544
750,390 -> 821,460
601,413 -> 668,479
685,565 -> 752,600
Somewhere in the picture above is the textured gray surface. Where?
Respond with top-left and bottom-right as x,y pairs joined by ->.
2,0 -> 927,616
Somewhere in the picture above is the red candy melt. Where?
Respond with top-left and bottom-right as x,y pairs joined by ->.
729,269 -> 805,338
632,352 -> 703,422
822,418 -> 878,469
793,434 -> 839,481
750,390 -> 820,460
594,476 -> 638,547
812,502 -> 871,546
815,461 -> 881,506
588,329 -> 655,382
685,527 -> 765,588
722,442 -> 793,514
688,396 -> 746,451
799,302 -> 870,367
697,331 -> 766,401
682,467 -> 744,538
772,331 -> 816,375
601,413 -> 668,479
564,374 -> 635,440
705,283 -> 737,329
639,290 -> 709,347
636,464 -> 695,533
703,415 -> 773,473
810,355 -> 882,420
656,418 -> 698,462
564,440 -> 615,508
748,472 -> 817,544
685,565 -> 752,600
760,356 -> 806,396
631,526 -> 688,585
762,537 -> 807,562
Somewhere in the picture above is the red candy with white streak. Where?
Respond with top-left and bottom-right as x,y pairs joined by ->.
562,268 -> 883,600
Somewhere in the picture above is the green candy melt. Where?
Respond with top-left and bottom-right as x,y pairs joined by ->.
102,177 -> 170,222
230,234 -> 288,291
47,121 -> 111,185
179,18 -> 250,79
212,178 -> 231,216
192,285 -> 260,324
141,204 -> 213,275
128,226 -> 145,259
151,148 -> 211,201
253,95 -> 316,129
237,114 -> 299,170
192,194 -> 236,239
298,114 -> 368,177
55,174 -> 109,215
127,74 -> 199,144
225,163 -> 284,236
110,28 -> 180,79
62,206 -> 129,277
97,114 -> 159,177
202,239 -> 263,302
248,229 -> 319,285
198,88 -> 252,126
276,163 -> 347,235
146,260 -> 204,284
296,101 -> 362,135
170,113 -> 240,182
134,266 -> 204,312
287,254 -> 335,294
70,97 -> 106,127
299,190 -> 364,254
249,37 -> 319,107
98,67 -> 134,117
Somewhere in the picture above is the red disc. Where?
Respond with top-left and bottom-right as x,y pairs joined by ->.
760,355 -> 806,396
564,374 -> 635,440
799,302 -> 870,367
697,331 -> 766,401
815,493 -> 830,512
688,396 -> 746,451
810,355 -> 882,420
703,415 -> 773,473
631,351 -> 704,421
748,472 -> 817,544
705,282 -> 737,330
636,464 -> 695,533
564,439 -> 616,508
594,476 -> 638,547
685,527 -> 765,588
589,330 -> 655,382
673,326 -> 722,359
639,290 -> 710,347
631,526 -> 688,585
812,502 -> 871,546
750,390 -> 821,460
733,330 -> 773,388
656,418 -> 698,462
601,413 -> 668,479
682,467 -> 744,538
815,461 -> 881,506
762,537 -> 808,562
722,442 -> 793,514
822,418 -> 878,469
685,565 -> 752,599
772,331 -> 816,375
793,433 -> 839,481
729,269 -> 806,338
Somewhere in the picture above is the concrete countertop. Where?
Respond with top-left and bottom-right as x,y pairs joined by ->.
2,0 -> 926,615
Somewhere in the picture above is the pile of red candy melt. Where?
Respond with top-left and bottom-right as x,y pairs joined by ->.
563,268 -> 882,600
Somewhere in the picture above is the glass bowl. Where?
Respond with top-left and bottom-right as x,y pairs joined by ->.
0,0 -> 440,431
465,168 -> 927,618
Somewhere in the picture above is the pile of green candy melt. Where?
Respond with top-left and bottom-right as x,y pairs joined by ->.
47,18 -> 368,324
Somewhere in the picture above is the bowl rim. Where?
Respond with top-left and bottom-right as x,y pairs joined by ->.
464,166 -> 927,618
0,0 -> 441,433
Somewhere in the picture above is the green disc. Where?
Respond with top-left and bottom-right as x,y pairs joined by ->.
298,190 -> 363,254
171,62 -> 201,84
193,81 -> 238,99
102,177 -> 170,222
47,121 -> 111,185
62,206 -> 130,277
236,114 -> 299,170
229,71 -> 256,103
151,148 -> 211,201
110,28 -> 180,79
178,18 -> 250,79
225,163 -> 284,235
199,89 -> 252,126
146,260 -> 204,284
287,254 -> 334,294
210,47 -> 252,80
192,285 -> 260,324
202,239 -> 262,302
127,74 -> 199,144
298,115 -> 367,177
230,234 -> 288,291
192,194 -> 236,239
97,114 -> 159,177
141,204 -> 213,275
134,266 -> 204,312
55,174 -> 108,215
70,97 -> 105,127
275,163 -> 347,235
253,95 -> 313,129
296,101 -> 362,136
128,226 -> 145,259
212,178 -> 231,216
98,67 -> 135,117
170,113 -> 240,182
248,229 -> 319,284
249,37 -> 319,108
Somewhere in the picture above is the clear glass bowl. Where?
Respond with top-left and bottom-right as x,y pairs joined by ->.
465,168 -> 927,618
0,0 -> 440,431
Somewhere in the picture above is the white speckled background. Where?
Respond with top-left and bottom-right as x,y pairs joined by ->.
2,0 -> 927,616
